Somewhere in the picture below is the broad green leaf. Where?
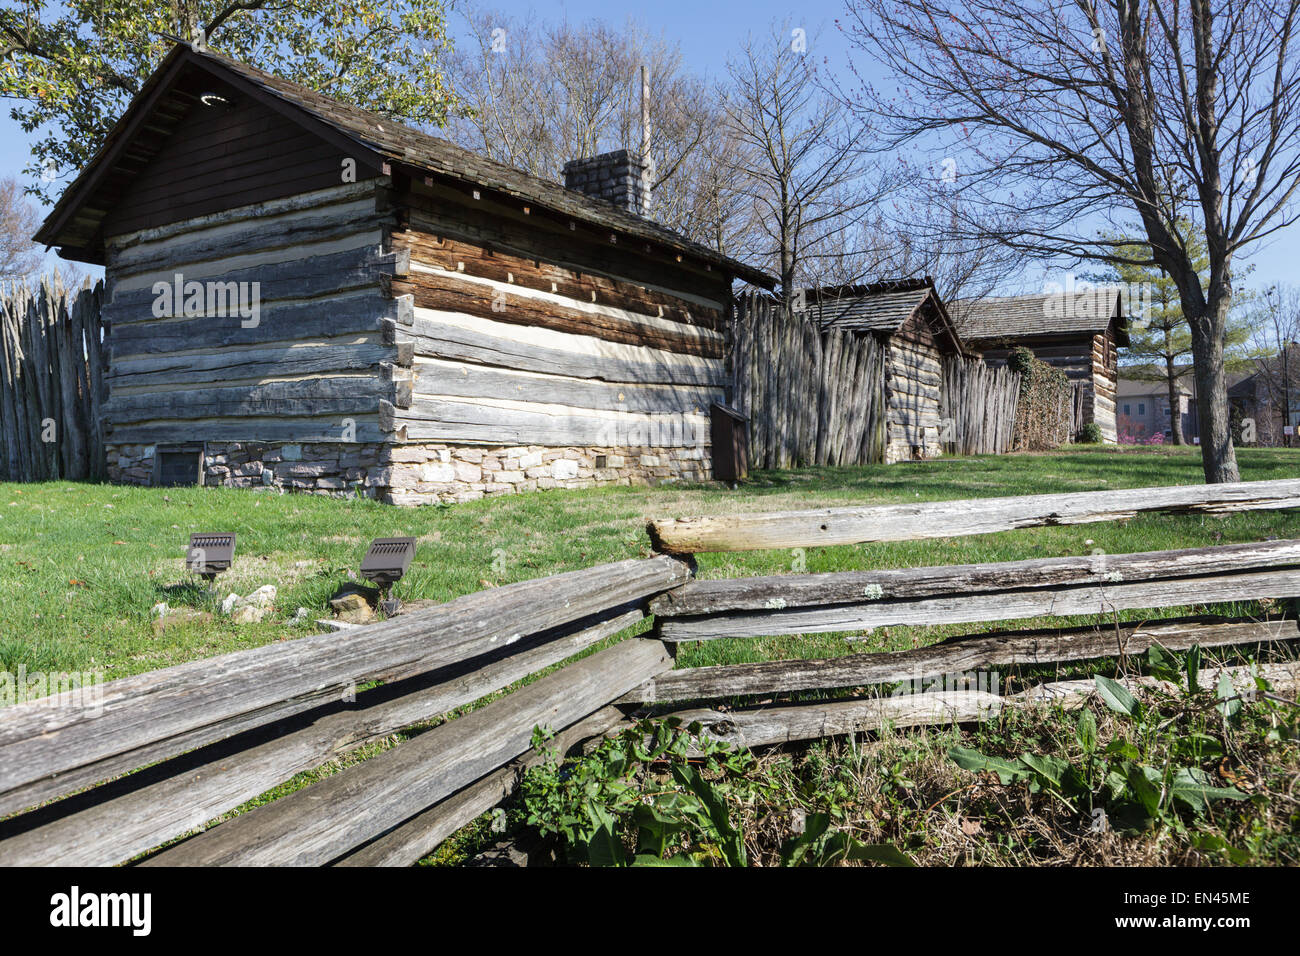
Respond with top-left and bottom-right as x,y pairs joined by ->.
672,763 -> 746,866
1146,642 -> 1180,682
1076,708 -> 1098,754
1095,675 -> 1140,717
1186,644 -> 1202,694
1171,733 -> 1224,761
584,823 -> 625,867
1105,738 -> 1141,760
846,843 -> 917,867
948,746 -> 1028,785
1217,672 -> 1242,719
1020,753 -> 1069,788
1125,763 -> 1163,818
631,854 -> 700,867
1170,767 -> 1247,816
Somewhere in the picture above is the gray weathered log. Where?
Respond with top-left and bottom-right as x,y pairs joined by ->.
333,705 -> 630,867
396,395 -> 704,447
657,568 -> 1300,641
647,478 -> 1300,553
650,539 -> 1300,616
407,357 -> 722,415
108,293 -> 405,359
0,610 -> 643,867
668,661 -> 1300,751
0,556 -> 689,816
402,312 -> 725,387
142,638 -> 673,866
625,617 -> 1299,703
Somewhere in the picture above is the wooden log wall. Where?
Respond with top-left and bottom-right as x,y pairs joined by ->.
978,329 -> 1119,443
883,312 -> 944,463
100,180 -> 409,446
383,178 -> 730,448
731,292 -> 885,469
0,279 -> 107,482
940,353 -> 1020,455
1092,327 -> 1119,441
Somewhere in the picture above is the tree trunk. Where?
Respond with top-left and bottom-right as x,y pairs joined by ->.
1188,295 -> 1240,483
1164,340 -> 1184,445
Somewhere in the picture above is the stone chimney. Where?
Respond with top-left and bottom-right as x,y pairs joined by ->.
562,149 -> 652,217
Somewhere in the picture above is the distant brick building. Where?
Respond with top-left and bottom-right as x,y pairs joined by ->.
1228,346 -> 1300,445
1116,374 -> 1197,441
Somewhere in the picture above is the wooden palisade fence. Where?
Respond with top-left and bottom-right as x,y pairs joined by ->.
733,293 -> 1023,466
2,478 -> 1300,865
0,278 -> 107,482
731,291 -> 885,468
940,354 -> 1020,456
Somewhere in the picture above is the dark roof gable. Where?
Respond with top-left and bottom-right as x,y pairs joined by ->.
37,44 -> 773,286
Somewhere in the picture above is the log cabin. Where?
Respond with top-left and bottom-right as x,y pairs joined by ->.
807,279 -> 965,463
951,291 -> 1130,443
34,44 -> 772,504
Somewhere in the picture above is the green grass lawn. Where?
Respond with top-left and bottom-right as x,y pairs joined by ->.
2,443 -> 1299,683
5,443 -> 1300,867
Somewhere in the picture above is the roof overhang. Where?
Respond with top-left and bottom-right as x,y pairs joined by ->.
37,43 -> 774,290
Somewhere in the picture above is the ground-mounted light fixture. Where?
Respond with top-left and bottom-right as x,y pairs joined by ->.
187,532 -> 236,584
360,537 -> 417,615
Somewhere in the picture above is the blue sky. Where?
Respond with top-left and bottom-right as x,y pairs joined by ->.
4,0 -> 1296,293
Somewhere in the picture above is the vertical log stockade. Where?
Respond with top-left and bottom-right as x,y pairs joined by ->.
732,292 -> 1021,468
0,279 -> 107,482
731,291 -> 886,468
1,479 -> 1299,866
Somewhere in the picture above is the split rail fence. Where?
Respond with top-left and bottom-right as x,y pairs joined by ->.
3,478 -> 1300,865
0,279 -> 108,482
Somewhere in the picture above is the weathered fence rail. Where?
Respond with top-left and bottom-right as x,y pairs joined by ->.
0,279 -> 107,482
664,660 -> 1300,752
1,478 -> 1299,866
646,477 -> 1300,553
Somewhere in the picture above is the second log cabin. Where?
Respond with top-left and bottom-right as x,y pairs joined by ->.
951,291 -> 1130,443
809,280 -> 965,463
34,44 -> 772,503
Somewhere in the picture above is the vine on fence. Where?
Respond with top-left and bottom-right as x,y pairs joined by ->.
1008,347 -> 1072,451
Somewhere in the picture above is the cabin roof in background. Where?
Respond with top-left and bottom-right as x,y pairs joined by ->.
36,44 -> 774,287
951,291 -> 1131,346
805,278 -> 966,353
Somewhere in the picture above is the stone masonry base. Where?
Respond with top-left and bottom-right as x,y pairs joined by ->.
106,441 -> 712,504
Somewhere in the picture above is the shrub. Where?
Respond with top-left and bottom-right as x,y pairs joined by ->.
1009,348 -> 1072,451
1078,422 -> 1103,444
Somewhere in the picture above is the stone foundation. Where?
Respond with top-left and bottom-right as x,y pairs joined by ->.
106,441 -> 712,504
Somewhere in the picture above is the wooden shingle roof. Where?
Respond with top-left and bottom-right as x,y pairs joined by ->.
803,278 -> 965,353
951,291 -> 1130,345
37,44 -> 774,286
